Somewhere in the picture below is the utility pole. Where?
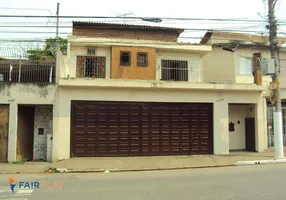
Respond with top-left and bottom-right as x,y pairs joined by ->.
56,3 -> 60,51
56,3 -> 60,38
268,0 -> 284,159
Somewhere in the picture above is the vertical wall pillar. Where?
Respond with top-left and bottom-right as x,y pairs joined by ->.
52,87 -> 60,162
7,102 -> 17,162
52,88 -> 71,162
255,95 -> 267,152
213,101 -> 229,154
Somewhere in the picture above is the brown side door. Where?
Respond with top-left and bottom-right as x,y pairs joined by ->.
0,105 -> 9,163
245,117 -> 256,152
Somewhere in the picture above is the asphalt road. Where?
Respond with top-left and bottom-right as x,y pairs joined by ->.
1,164 -> 286,200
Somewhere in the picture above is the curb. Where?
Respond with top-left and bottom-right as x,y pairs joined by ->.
53,164 -> 235,173
0,171 -> 51,175
235,159 -> 286,166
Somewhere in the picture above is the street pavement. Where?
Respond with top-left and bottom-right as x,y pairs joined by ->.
0,164 -> 286,200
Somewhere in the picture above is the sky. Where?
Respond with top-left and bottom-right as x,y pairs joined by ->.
0,0 -> 286,57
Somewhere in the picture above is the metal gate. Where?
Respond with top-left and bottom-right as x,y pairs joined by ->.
71,101 -> 213,157
267,107 -> 286,147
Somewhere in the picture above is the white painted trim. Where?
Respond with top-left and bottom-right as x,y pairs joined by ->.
235,159 -> 286,166
68,36 -> 212,54
59,78 -> 267,92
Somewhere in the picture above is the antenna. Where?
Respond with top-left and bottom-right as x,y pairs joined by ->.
117,12 -> 134,24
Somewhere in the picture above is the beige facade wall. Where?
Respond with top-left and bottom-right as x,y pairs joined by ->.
203,47 -> 236,83
279,52 -> 286,99
202,47 -> 272,85
52,85 -> 267,161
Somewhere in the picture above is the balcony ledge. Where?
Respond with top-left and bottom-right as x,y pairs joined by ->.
59,78 -> 267,92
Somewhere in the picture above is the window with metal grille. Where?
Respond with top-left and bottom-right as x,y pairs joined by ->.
76,56 -> 106,78
161,60 -> 188,81
137,52 -> 148,67
120,51 -> 131,66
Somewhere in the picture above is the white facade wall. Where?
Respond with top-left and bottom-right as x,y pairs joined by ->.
229,104 -> 255,150
156,50 -> 203,82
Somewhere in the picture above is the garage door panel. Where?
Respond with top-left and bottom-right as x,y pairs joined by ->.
71,101 -> 213,156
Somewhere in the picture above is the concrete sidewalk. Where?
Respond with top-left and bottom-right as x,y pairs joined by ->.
50,152 -> 275,173
0,149 -> 281,174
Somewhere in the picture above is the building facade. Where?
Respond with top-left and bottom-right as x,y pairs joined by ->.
200,30 -> 286,148
1,23 -> 271,163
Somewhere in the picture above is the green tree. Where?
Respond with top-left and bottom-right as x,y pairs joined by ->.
27,37 -> 67,60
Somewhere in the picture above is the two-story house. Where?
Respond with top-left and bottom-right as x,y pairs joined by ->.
50,22 -> 269,162
1,22 -> 270,163
200,30 -> 286,150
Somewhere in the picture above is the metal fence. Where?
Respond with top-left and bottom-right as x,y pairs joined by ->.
267,107 -> 286,147
0,58 -> 56,83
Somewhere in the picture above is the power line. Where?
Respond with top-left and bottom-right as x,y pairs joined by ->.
0,20 -> 266,23
0,25 -> 266,29
0,15 -> 270,22
0,27 -> 275,33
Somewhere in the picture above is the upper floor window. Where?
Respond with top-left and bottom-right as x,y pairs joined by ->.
76,56 -> 106,78
120,51 -> 131,66
161,59 -> 188,82
137,52 -> 148,67
238,57 -> 252,76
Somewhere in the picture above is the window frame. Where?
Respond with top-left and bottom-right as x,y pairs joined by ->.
238,56 -> 253,76
120,51 -> 131,66
137,52 -> 148,67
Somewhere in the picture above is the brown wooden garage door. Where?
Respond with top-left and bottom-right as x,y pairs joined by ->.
71,101 -> 213,157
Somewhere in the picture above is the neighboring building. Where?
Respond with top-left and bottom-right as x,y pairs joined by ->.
200,30 -> 286,148
266,47 -> 286,147
1,23 -> 271,163
0,58 -> 56,163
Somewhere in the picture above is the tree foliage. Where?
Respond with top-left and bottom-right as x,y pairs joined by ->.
27,37 -> 67,60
